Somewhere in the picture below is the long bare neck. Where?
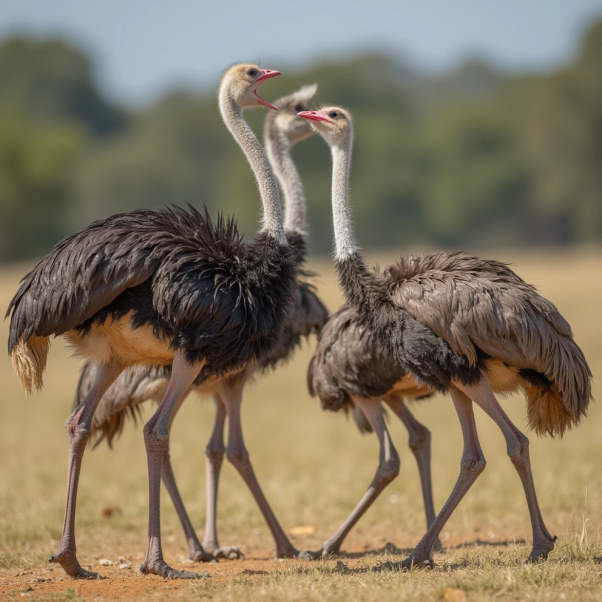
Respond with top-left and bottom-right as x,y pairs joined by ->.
265,129 -> 306,235
219,89 -> 286,245
331,141 -> 359,261
330,138 -> 380,310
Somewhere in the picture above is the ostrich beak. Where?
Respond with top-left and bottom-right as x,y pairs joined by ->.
297,110 -> 333,123
254,69 -> 281,111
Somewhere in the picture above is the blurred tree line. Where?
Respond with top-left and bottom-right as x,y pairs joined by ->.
1,21 -> 601,262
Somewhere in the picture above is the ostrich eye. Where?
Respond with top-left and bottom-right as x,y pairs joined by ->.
295,105 -> 303,113
329,111 -> 338,119
247,69 -> 257,77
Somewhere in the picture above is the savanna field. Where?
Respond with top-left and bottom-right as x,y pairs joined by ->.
0,249 -> 601,602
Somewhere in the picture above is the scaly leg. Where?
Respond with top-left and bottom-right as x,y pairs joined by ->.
381,388 -> 485,570
309,396 -> 400,558
160,392 -> 214,563
201,394 -> 242,559
49,361 -> 124,579
386,395 -> 440,549
139,352 -> 206,580
222,379 -> 299,558
457,378 -> 556,562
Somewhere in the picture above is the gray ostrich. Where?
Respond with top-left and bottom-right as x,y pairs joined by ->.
73,84 -> 328,562
6,64 -> 295,581
307,303 -> 438,557
298,107 -> 592,568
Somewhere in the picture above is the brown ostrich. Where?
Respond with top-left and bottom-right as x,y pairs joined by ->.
298,106 -> 592,568
73,84 -> 328,562
6,64 -> 294,580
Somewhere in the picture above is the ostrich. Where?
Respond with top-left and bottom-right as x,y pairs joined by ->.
298,107 -> 592,568
307,303 -> 438,558
72,84 -> 328,562
6,64 -> 295,581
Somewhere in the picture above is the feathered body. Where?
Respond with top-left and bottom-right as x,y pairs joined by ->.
75,232 -> 327,447
308,303 -> 432,433
335,251 -> 591,437
67,84 -> 329,564
7,205 -> 295,393
299,105 -> 592,564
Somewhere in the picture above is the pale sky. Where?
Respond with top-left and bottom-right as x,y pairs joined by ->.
1,0 -> 601,106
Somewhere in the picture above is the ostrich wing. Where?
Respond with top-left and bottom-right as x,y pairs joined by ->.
386,252 -> 589,413
7,209 -> 184,351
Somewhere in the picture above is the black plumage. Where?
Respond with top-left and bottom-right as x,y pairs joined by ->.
7,205 -> 295,381
68,84 -> 328,565
75,231 -> 327,448
7,63 -> 300,580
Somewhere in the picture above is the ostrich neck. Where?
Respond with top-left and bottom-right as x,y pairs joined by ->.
331,142 -> 359,261
331,141 -> 378,311
266,130 -> 306,236
219,92 -> 286,245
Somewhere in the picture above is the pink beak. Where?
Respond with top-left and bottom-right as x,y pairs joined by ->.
254,69 -> 281,111
297,110 -> 333,124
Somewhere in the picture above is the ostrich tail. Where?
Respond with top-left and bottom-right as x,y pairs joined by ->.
553,337 -> 593,426
524,382 -> 573,437
91,404 -> 143,450
521,340 -> 592,438
11,335 -> 49,395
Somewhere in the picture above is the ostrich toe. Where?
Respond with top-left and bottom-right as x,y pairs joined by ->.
526,533 -> 557,563
209,546 -> 244,560
49,550 -> 100,579
139,560 -> 209,579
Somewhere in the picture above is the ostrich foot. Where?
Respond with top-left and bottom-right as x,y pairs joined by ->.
189,547 -> 218,563
297,549 -> 327,561
49,550 -> 100,579
210,546 -> 244,560
139,560 -> 209,579
526,534 -> 557,563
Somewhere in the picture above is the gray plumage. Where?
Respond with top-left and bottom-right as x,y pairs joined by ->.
308,303 -> 432,432
299,104 -> 593,565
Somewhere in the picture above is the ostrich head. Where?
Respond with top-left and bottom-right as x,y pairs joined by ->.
267,84 -> 319,144
297,107 -> 353,147
220,63 -> 281,110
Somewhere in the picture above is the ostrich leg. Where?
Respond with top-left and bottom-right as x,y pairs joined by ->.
385,388 -> 486,570
201,394 -> 243,559
222,379 -> 299,558
309,397 -> 400,558
49,362 -> 123,578
159,392 -> 214,563
458,379 -> 556,562
385,396 -> 441,549
140,352 -> 206,579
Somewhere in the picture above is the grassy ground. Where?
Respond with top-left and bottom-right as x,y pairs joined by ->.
0,248 -> 601,601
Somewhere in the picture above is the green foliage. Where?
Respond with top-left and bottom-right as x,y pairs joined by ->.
0,38 -> 126,135
522,20 -> 602,244
0,21 -> 602,261
0,110 -> 84,260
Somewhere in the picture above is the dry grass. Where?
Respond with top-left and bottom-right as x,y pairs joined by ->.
0,248 -> 601,601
